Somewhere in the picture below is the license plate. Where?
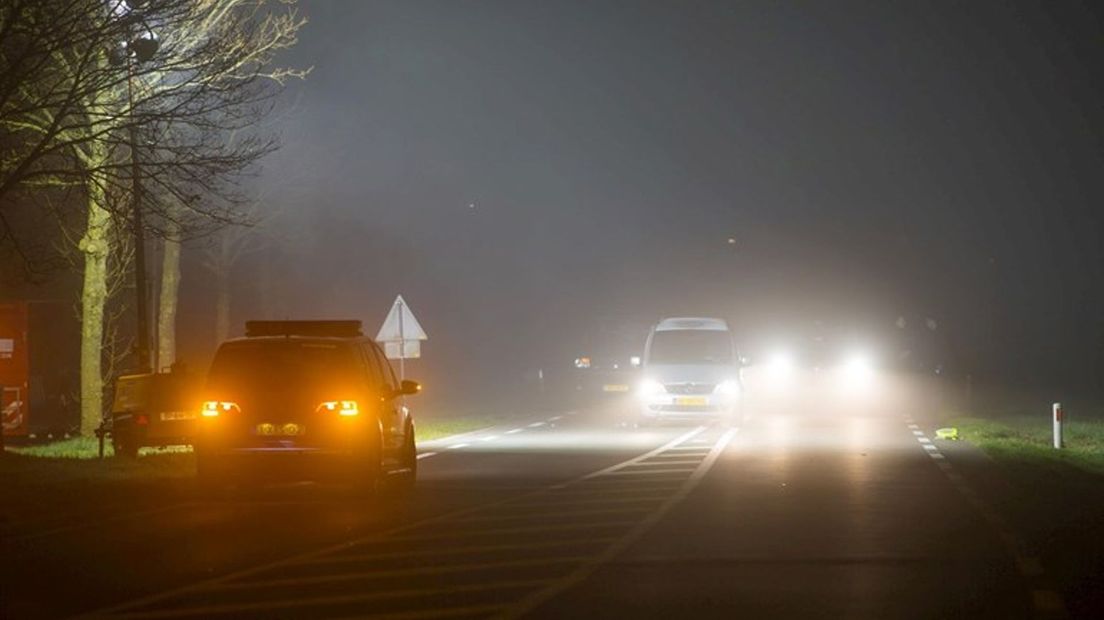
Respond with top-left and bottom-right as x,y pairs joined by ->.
159,411 -> 195,421
602,384 -> 630,392
255,423 -> 306,436
675,396 -> 708,406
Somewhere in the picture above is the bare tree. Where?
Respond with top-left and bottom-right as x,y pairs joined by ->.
1,0 -> 307,432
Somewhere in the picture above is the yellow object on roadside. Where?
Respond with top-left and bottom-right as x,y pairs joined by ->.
935,427 -> 959,441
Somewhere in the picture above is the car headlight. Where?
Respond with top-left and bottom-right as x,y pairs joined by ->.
638,379 -> 664,397
715,380 -> 741,396
767,350 -> 795,378
839,352 -> 875,388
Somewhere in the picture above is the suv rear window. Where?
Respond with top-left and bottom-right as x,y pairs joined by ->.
207,341 -> 356,389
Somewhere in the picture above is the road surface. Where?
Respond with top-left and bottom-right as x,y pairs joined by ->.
2,404 -> 1061,618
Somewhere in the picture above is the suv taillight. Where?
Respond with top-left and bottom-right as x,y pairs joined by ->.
317,400 -> 359,416
202,401 -> 240,417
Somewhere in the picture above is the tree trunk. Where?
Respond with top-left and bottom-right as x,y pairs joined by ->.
157,219 -> 182,370
78,175 -> 110,435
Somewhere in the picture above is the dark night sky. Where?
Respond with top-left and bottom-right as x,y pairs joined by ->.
179,1 -> 1104,398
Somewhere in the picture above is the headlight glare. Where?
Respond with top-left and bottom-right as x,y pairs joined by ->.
638,379 -> 664,397
716,379 -> 741,396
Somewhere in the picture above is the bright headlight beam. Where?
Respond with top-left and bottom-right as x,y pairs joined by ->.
638,379 -> 664,397
843,352 -> 873,376
767,350 -> 795,376
715,379 -> 741,396
839,351 -> 876,390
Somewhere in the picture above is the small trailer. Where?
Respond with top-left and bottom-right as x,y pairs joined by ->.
110,368 -> 201,457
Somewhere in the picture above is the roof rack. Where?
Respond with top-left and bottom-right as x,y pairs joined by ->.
244,320 -> 363,338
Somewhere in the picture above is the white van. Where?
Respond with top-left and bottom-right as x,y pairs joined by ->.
637,317 -> 743,424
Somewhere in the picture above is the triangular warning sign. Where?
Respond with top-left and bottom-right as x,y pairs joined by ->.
375,295 -> 427,342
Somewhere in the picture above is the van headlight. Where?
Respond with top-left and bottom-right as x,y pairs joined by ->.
638,379 -> 664,397
715,380 -> 741,396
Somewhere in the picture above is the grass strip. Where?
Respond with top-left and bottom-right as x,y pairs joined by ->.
952,415 -> 1104,476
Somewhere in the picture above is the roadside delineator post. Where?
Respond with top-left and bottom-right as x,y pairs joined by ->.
1053,402 -> 1064,449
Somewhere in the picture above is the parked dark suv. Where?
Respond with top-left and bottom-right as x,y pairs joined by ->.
195,320 -> 420,492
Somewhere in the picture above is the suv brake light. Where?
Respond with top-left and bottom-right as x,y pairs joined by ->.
317,400 -> 359,416
202,401 -> 240,417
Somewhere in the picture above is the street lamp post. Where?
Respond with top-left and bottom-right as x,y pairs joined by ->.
110,1 -> 159,373
127,62 -> 151,373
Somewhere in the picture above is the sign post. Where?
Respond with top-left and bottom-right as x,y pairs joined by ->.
375,295 -> 428,381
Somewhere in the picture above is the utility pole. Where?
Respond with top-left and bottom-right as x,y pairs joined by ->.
121,16 -> 155,374
128,73 -> 150,373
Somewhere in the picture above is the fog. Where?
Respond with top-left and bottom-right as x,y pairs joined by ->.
170,1 -> 1104,404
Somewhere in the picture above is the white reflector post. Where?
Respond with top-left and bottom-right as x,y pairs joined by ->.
1053,402 -> 1064,449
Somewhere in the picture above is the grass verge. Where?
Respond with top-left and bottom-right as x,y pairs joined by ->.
952,415 -> 1104,476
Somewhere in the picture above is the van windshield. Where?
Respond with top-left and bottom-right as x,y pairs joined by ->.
648,330 -> 734,365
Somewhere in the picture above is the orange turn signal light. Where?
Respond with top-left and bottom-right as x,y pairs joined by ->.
202,401 -> 240,417
317,400 -> 359,416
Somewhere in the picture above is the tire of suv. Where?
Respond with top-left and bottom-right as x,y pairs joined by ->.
390,424 -> 417,495
349,423 -> 383,497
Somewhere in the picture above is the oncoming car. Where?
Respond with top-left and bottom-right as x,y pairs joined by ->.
637,317 -> 744,425
747,329 -> 883,416
194,320 -> 420,492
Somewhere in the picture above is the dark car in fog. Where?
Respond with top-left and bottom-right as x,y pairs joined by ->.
194,320 -> 421,493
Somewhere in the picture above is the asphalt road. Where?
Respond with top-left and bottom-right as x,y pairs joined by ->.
2,402 -> 1062,619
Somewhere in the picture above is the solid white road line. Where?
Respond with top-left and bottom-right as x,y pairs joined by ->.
602,468 -> 698,477
416,452 -> 437,460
